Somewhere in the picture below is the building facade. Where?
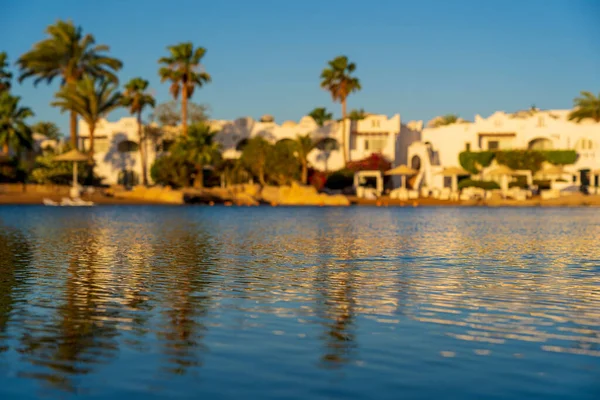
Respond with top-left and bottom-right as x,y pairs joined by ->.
408,109 -> 599,190
80,113 -> 421,185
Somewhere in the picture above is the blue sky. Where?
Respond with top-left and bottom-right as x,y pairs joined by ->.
1,0 -> 599,134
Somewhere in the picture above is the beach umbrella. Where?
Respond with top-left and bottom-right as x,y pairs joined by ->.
54,149 -> 90,191
487,164 -> 514,194
385,164 -> 417,189
436,166 -> 470,192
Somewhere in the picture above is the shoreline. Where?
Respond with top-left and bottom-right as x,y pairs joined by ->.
2,192 -> 600,207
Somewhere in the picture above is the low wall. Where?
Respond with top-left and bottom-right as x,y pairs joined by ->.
0,183 -> 71,195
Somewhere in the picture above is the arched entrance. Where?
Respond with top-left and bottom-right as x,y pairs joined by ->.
411,155 -> 421,171
528,138 -> 553,150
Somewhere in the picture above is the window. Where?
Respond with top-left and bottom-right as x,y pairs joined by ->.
465,142 -> 471,151
372,120 -> 380,128
364,137 -> 387,153
537,116 -> 545,127
488,141 -> 499,151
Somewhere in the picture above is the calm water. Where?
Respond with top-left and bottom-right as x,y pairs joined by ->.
0,206 -> 599,399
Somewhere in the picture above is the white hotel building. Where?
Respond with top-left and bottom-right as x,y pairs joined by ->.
79,108 -> 598,189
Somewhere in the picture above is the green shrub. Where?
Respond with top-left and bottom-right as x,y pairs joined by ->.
540,150 -> 578,165
495,150 -> 546,172
325,169 -> 354,190
458,179 -> 500,190
150,155 -> 194,188
459,149 -> 578,173
459,151 -> 495,174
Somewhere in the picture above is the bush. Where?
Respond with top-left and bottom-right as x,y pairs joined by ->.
325,169 -> 354,190
458,179 -> 500,190
150,154 -> 194,188
346,153 -> 391,172
540,150 -> 578,165
459,151 -> 495,174
495,150 -> 546,172
459,150 -> 578,173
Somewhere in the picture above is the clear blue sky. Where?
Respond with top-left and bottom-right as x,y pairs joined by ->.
2,0 -> 599,134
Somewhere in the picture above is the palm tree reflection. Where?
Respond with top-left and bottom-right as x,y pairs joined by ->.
0,226 -> 33,353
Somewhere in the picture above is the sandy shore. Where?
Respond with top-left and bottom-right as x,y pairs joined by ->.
2,191 -> 600,207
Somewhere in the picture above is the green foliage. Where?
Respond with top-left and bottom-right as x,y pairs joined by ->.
568,91 -> 600,123
158,43 -> 211,100
122,77 -> 155,115
320,56 -> 361,103
150,154 -> 194,188
533,179 -> 552,190
0,52 -> 12,93
495,150 -> 546,172
457,179 -> 500,190
348,108 -> 367,121
266,140 -> 300,185
429,114 -> 460,127
150,101 -> 209,127
240,136 -> 271,185
460,150 -> 578,173
540,150 -> 578,165
32,121 -> 62,140
29,149 -> 76,184
325,169 -> 354,190
308,107 -> 332,126
508,176 -> 529,189
458,151 -> 495,173
294,134 -> 315,184
52,75 -> 122,153
17,19 -> 122,85
0,92 -> 34,152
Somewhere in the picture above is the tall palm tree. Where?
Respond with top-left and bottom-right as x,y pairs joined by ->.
0,52 -> 12,93
171,122 -> 221,188
17,19 -> 122,149
308,107 -> 333,127
158,42 -> 211,137
568,91 -> 600,123
52,75 -> 122,155
122,77 -> 156,186
32,121 -> 62,141
320,56 -> 361,165
294,134 -> 315,185
0,92 -> 34,154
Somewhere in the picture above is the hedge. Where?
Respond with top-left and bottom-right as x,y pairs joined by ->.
459,150 -> 577,173
457,179 -> 500,190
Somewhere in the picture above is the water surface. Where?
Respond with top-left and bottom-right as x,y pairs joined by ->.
0,206 -> 599,399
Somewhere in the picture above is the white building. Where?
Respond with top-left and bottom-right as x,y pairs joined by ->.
408,109 -> 600,190
80,113 -> 421,185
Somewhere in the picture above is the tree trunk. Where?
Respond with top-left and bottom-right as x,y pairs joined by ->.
88,123 -> 95,155
70,111 -> 78,149
193,165 -> 204,189
2,143 -> 7,154
181,85 -> 188,137
301,160 -> 308,185
138,111 -> 148,186
341,99 -> 348,165
259,165 -> 265,186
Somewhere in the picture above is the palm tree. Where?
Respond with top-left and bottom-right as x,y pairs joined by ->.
171,122 -> 221,188
122,77 -> 156,186
568,91 -> 600,123
294,134 -> 315,185
158,42 -> 211,137
17,19 -> 122,149
428,114 -> 460,128
320,56 -> 361,165
32,121 -> 62,141
52,75 -> 122,155
348,108 -> 367,121
0,92 -> 34,155
308,107 -> 333,127
0,52 -> 12,93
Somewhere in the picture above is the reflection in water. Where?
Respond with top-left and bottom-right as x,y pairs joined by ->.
0,207 -> 598,399
0,226 -> 32,353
